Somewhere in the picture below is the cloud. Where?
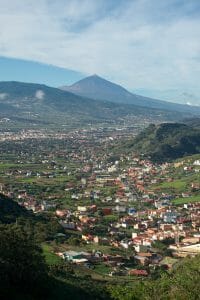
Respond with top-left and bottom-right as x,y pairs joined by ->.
0,93 -> 8,100
0,0 -> 200,99
35,90 -> 45,100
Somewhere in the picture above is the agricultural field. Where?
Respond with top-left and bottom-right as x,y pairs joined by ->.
42,243 -> 63,265
173,195 -> 200,205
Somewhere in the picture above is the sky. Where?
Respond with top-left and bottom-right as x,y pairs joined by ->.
0,0 -> 200,105
0,56 -> 84,86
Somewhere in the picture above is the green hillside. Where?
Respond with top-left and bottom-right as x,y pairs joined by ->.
125,122 -> 200,162
0,194 -> 108,300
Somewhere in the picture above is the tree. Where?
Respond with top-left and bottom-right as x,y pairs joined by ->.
0,224 -> 48,290
67,236 -> 81,246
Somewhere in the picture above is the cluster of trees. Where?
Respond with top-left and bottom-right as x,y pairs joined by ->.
0,224 -> 49,299
0,193 -> 30,223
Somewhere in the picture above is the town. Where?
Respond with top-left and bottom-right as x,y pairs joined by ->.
0,127 -> 200,281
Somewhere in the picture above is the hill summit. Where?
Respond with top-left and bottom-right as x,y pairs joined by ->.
60,74 -> 133,102
60,75 -> 200,114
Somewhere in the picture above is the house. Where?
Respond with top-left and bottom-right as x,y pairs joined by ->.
128,269 -> 148,276
103,254 -> 123,263
115,205 -> 127,213
134,255 -> 149,265
191,183 -> 200,190
170,243 -> 200,257
41,201 -> 56,211
182,237 -> 200,244
160,224 -> 173,231
56,209 -> 70,218
120,239 -> 131,249
59,221 -> 76,230
93,236 -> 109,245
163,212 -> 178,223
102,208 -> 112,215
132,232 -> 138,239
193,160 -> 200,166
133,244 -> 149,253
62,251 -> 89,263
128,208 -> 137,215
182,193 -> 190,198
77,206 -> 88,212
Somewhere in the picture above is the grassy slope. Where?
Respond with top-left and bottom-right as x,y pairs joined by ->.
42,243 -> 63,265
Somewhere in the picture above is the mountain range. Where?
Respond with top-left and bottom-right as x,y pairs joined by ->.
0,76 -> 200,129
60,75 -> 200,114
0,81 -> 177,128
133,88 -> 200,106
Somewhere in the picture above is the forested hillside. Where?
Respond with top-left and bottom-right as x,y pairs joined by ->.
0,194 -> 109,300
123,122 -> 200,162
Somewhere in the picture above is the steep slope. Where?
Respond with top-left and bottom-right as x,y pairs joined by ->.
60,75 -> 200,114
123,122 -> 200,162
60,74 -> 133,103
0,193 -> 31,223
0,81 -> 187,128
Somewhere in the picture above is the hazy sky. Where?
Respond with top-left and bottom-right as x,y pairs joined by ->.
0,0 -> 200,104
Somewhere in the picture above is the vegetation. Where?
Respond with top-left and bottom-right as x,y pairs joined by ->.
42,243 -> 63,265
0,193 -> 32,223
173,195 -> 200,205
0,197 -> 110,300
124,122 -> 200,162
109,254 -> 200,300
0,224 -> 49,299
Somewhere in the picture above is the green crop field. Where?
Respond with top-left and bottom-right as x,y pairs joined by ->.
42,243 -> 63,265
152,179 -> 187,192
173,195 -> 200,205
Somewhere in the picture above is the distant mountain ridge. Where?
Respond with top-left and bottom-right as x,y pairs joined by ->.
0,81 -> 186,129
60,75 -> 200,114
